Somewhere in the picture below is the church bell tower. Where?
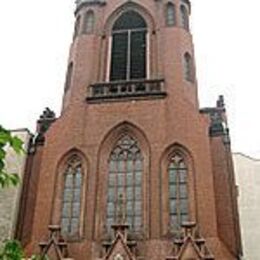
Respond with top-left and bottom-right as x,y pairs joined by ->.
16,0 -> 242,259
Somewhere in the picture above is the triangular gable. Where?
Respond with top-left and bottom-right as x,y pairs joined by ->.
103,232 -> 136,260
178,236 -> 204,259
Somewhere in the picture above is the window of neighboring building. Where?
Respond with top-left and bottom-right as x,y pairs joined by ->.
166,3 -> 176,26
73,16 -> 81,39
184,52 -> 193,82
110,11 -> 147,81
65,62 -> 73,92
106,135 -> 143,232
61,155 -> 83,238
83,10 -> 94,34
180,5 -> 189,31
168,153 -> 189,229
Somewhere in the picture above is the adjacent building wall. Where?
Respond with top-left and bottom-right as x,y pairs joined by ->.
0,129 -> 31,244
233,153 -> 260,260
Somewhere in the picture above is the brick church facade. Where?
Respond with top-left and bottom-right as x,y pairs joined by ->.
16,0 -> 242,259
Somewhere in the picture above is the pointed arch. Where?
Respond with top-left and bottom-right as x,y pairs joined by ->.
96,121 -> 150,237
103,2 -> 156,34
52,148 -> 88,240
160,143 -> 196,236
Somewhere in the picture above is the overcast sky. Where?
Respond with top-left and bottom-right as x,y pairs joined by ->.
0,0 -> 259,158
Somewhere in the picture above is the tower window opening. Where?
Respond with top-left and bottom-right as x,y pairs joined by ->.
73,16 -> 81,39
168,154 -> 189,230
184,52 -> 193,82
180,5 -> 189,31
83,10 -> 94,34
65,62 -> 73,92
110,11 -> 147,81
166,3 -> 176,26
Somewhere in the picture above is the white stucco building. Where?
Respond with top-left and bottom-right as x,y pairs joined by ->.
233,152 -> 260,260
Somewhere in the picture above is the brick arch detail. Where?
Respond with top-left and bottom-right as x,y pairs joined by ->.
103,1 -> 156,34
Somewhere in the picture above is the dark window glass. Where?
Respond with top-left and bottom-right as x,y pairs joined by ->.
110,11 -> 147,81
73,16 -> 81,39
106,135 -> 143,232
168,154 -> 189,229
166,3 -> 176,26
61,155 -> 83,238
184,52 -> 193,82
180,5 -> 189,31
65,62 -> 73,92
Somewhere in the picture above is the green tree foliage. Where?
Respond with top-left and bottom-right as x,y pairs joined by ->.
0,125 -> 24,188
0,240 -> 24,260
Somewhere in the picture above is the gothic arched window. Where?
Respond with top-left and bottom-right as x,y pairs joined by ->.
107,135 -> 143,232
110,11 -> 147,81
184,52 -> 193,82
168,154 -> 189,229
166,3 -> 176,26
83,10 -> 94,34
73,15 -> 81,39
65,62 -> 73,92
180,5 -> 189,31
61,155 -> 83,237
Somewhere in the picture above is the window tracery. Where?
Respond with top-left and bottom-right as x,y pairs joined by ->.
106,135 -> 143,232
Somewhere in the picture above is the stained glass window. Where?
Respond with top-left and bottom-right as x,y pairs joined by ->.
110,11 -> 147,81
61,155 -> 83,237
180,5 -> 189,31
107,135 -> 143,232
166,3 -> 176,26
184,52 -> 193,82
168,154 -> 189,229
83,10 -> 94,34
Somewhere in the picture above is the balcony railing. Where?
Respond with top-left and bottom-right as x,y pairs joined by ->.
86,78 -> 166,103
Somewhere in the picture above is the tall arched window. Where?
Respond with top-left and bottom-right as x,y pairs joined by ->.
184,52 -> 193,82
180,5 -> 189,31
83,10 -> 94,34
168,154 -> 189,229
106,135 -> 143,232
65,62 -> 73,92
166,3 -> 176,26
110,11 -> 147,81
61,155 -> 83,238
73,16 -> 81,39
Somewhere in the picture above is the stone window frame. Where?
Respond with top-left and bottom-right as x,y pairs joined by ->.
52,150 -> 88,242
64,62 -> 73,92
73,15 -> 81,40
